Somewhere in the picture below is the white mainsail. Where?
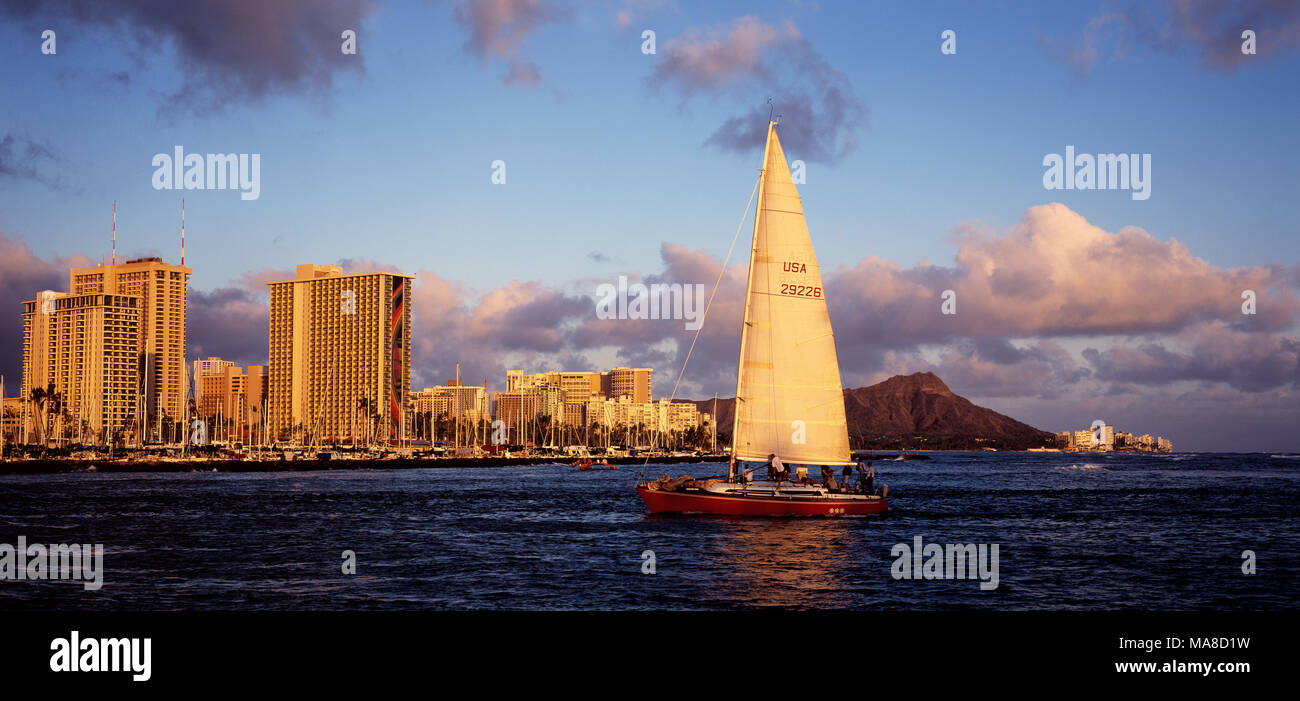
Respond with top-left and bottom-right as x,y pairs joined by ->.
732,121 -> 852,466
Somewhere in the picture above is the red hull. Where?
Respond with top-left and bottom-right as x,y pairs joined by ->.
636,486 -> 888,516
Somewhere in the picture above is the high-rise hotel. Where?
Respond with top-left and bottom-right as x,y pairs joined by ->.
266,264 -> 413,443
21,255 -> 190,441
21,290 -> 141,439
68,257 -> 191,423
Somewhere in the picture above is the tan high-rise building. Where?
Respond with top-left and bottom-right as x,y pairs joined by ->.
197,362 -> 266,442
20,290 -> 140,441
69,257 -> 191,428
609,367 -> 652,403
266,264 -> 413,444
193,356 -> 236,404
492,390 -> 542,425
244,364 -> 266,432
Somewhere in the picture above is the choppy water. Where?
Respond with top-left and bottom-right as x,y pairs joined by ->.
1,452 -> 1296,610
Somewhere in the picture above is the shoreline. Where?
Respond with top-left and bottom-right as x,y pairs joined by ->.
0,454 -> 717,475
0,451 -> 940,474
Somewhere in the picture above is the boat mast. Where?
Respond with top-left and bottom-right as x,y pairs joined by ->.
730,111 -> 776,480
712,392 -> 717,453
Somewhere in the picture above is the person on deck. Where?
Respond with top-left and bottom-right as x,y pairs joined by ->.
842,465 -> 853,491
765,454 -> 776,481
771,454 -> 785,485
858,460 -> 875,494
822,465 -> 839,492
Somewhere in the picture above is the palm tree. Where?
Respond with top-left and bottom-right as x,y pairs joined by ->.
29,386 -> 47,445
58,408 -> 72,444
434,411 -> 449,446
46,386 -> 63,447
1,403 -> 18,452
356,397 -> 372,447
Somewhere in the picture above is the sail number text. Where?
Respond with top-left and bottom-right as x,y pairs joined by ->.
779,284 -> 822,298
778,262 -> 820,298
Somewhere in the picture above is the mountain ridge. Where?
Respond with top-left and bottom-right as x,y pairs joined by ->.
684,371 -> 1055,450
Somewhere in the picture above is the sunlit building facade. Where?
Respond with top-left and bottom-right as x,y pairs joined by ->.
266,264 -> 413,443
20,290 -> 140,441
69,257 -> 190,427
197,362 -> 266,439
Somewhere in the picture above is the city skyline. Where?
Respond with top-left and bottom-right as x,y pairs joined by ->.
1,1 -> 1298,451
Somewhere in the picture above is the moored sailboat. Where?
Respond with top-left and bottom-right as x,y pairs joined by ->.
636,118 -> 887,516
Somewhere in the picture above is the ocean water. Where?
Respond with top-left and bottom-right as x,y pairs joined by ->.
0,452 -> 1296,610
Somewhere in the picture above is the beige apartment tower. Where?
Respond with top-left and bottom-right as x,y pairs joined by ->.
69,257 -> 191,428
609,367 -> 652,403
197,362 -> 266,442
267,264 -> 413,444
21,290 -> 141,441
193,356 -> 236,404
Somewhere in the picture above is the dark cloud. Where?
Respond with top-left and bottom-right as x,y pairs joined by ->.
1166,0 -> 1300,68
932,340 -> 1092,399
410,273 -> 593,390
1044,0 -> 1300,74
0,134 -> 66,189
187,286 -> 268,368
452,0 -> 568,86
1083,322 -> 1300,392
0,233 -> 94,386
0,0 -> 376,114
649,16 -> 866,163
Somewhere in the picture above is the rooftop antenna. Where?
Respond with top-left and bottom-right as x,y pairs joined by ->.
180,198 -> 186,266
111,200 -> 117,265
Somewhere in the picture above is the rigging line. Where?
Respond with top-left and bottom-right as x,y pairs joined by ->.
667,171 -> 762,404
640,170 -> 762,478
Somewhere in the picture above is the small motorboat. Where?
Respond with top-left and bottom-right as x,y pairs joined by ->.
574,459 -> 617,471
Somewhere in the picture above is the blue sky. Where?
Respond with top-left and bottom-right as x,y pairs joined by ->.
2,1 -> 1298,450
3,1 -> 1295,288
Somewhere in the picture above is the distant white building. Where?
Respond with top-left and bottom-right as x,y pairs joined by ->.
1098,424 -> 1114,451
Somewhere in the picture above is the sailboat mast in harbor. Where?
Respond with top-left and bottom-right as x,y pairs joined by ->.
729,119 -> 852,477
636,116 -> 884,516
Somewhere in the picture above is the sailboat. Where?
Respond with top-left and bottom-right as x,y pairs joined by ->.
636,119 -> 888,516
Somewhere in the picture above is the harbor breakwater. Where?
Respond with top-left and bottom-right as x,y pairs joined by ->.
0,454 -> 719,475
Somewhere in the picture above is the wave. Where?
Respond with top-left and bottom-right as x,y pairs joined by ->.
1055,464 -> 1108,471
1269,454 -> 1300,460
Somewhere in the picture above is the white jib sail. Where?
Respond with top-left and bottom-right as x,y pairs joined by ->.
732,122 -> 853,466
